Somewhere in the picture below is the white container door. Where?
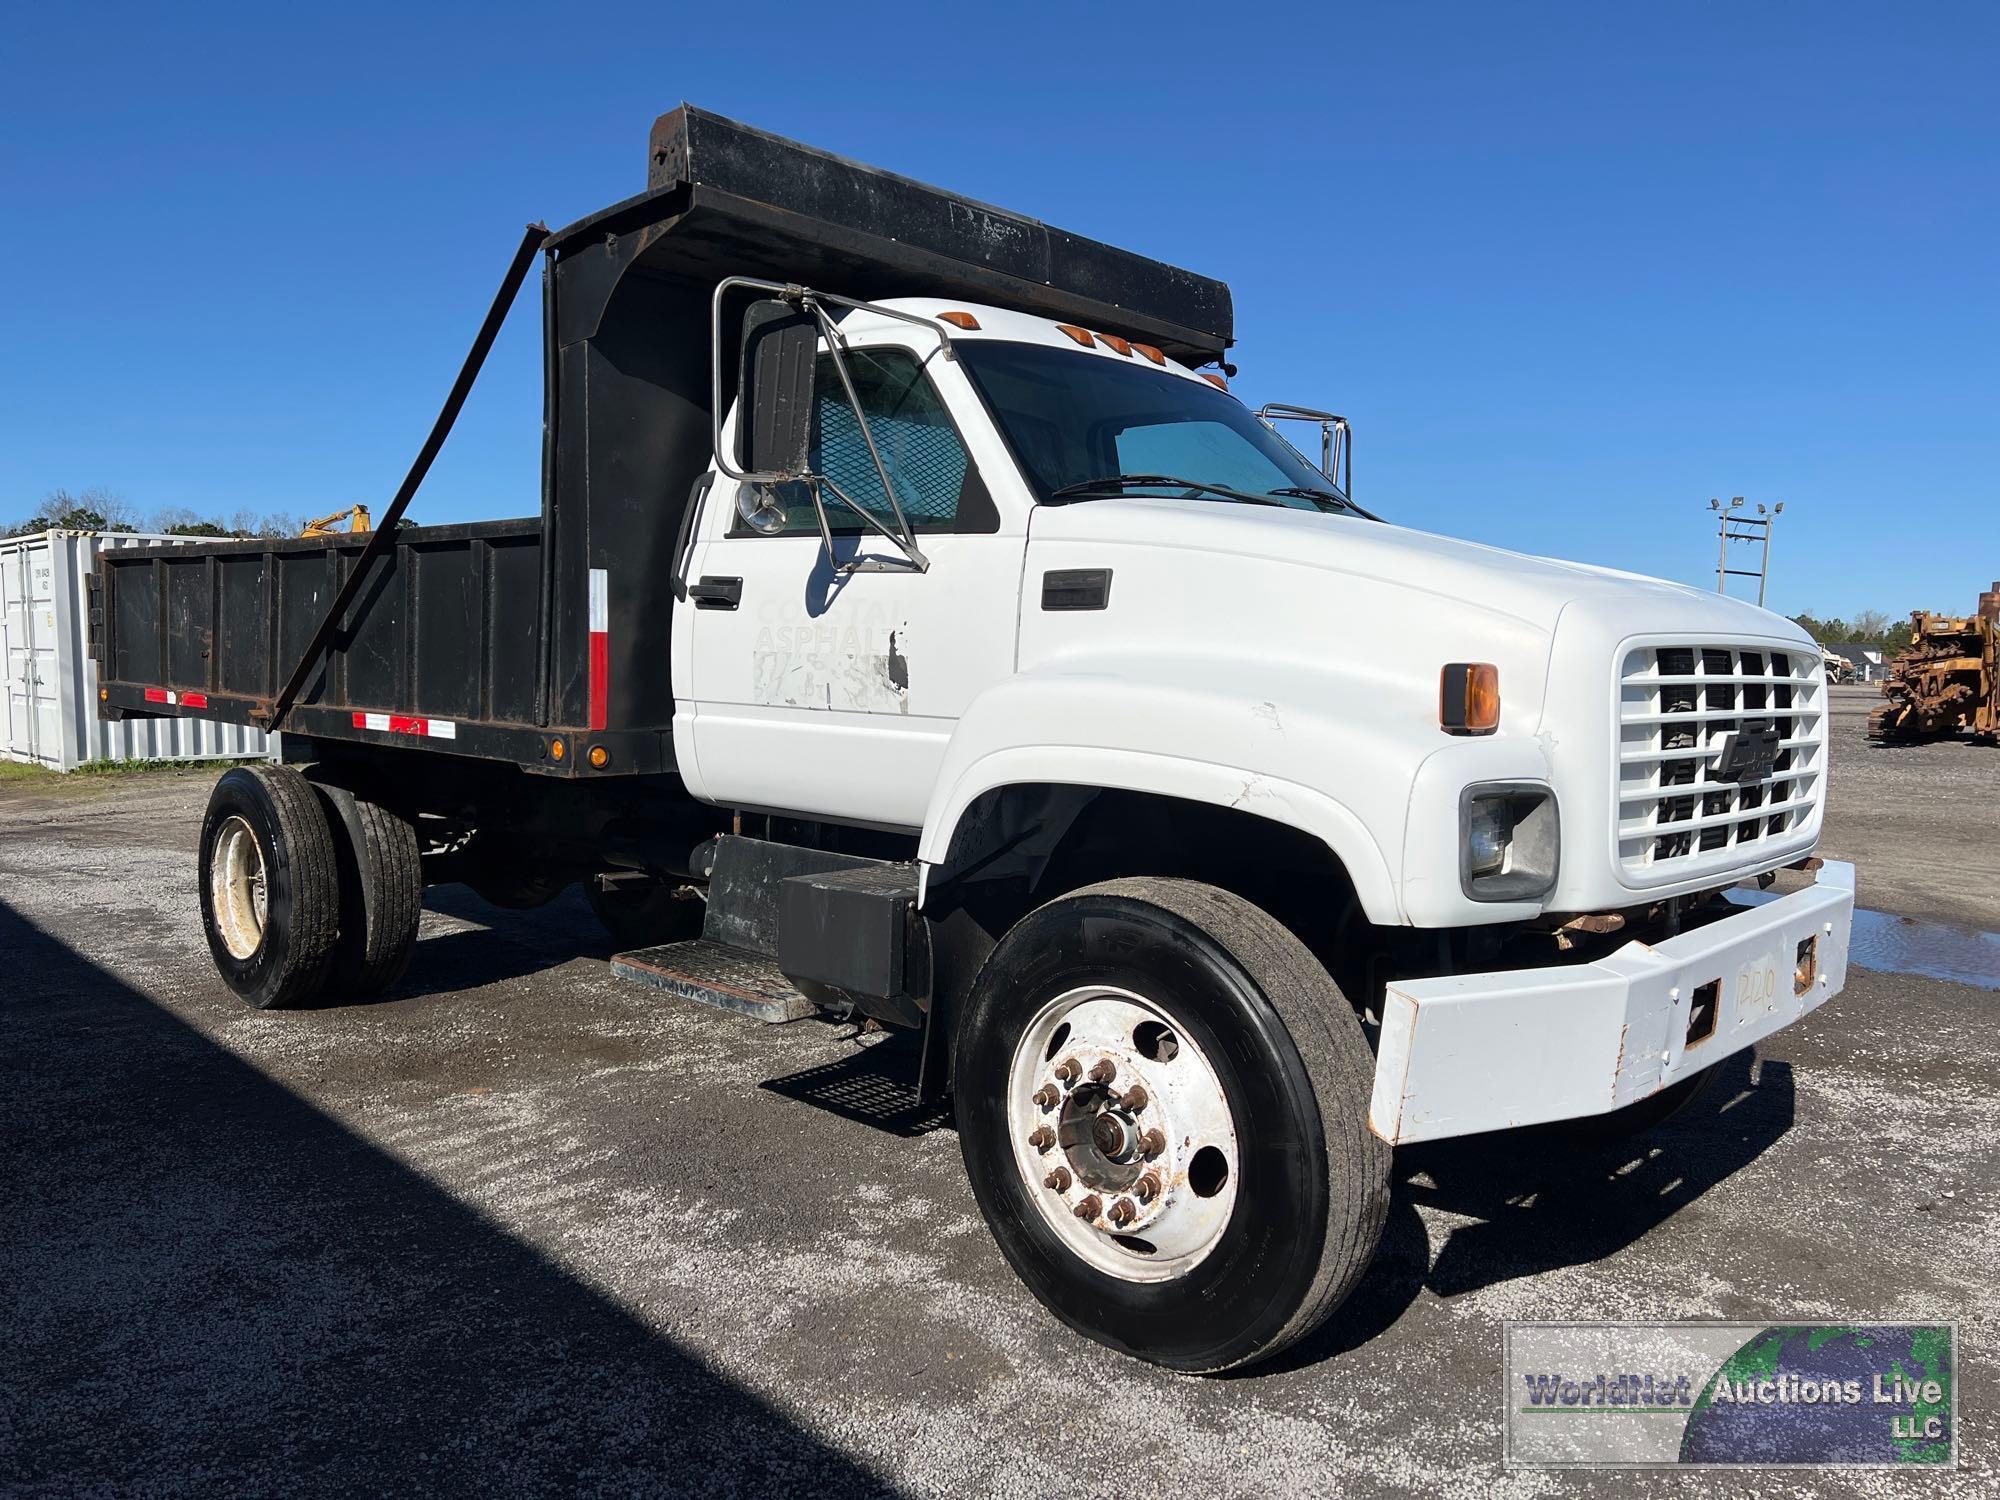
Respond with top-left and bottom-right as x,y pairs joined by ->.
2,543 -> 63,765
3,545 -> 41,763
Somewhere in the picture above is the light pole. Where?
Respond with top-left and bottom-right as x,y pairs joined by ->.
1710,497 -> 1785,606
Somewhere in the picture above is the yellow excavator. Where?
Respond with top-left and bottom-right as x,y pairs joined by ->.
301,504 -> 373,537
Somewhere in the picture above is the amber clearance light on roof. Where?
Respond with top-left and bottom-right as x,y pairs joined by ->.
1440,663 -> 1500,735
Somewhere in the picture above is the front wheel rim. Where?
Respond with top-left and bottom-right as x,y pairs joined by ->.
1005,985 -> 1240,1283
210,814 -> 269,961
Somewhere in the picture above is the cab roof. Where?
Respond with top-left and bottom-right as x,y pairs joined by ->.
842,299 -> 1222,388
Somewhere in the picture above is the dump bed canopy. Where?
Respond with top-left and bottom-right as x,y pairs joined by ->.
546,105 -> 1233,366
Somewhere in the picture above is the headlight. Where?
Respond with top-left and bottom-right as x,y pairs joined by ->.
1459,783 -> 1560,902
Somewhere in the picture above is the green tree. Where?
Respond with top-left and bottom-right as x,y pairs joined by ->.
4,486 -> 139,537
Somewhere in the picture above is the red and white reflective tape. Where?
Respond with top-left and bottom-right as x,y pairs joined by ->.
143,688 -> 209,709
351,711 -> 457,740
588,567 -> 610,732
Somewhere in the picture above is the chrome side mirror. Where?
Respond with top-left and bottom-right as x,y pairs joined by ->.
1256,403 -> 1352,499
710,276 -> 941,573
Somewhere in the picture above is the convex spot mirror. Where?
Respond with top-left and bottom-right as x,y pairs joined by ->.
736,481 -> 790,535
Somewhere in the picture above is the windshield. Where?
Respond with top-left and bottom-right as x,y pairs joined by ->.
955,341 -> 1357,514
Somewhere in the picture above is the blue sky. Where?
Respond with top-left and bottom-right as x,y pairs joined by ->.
3,2 -> 1992,618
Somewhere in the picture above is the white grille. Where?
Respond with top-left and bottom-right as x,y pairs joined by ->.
1616,642 -> 1825,881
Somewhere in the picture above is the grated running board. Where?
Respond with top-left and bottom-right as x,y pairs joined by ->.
610,939 -> 818,1023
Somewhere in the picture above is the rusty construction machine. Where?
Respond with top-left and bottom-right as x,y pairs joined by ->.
1869,581 -> 2000,744
300,504 -> 372,537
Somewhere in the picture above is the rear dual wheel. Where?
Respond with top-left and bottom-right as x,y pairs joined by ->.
198,765 -> 421,1008
955,878 -> 1390,1373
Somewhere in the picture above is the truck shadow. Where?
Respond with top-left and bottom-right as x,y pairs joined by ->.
1402,1048 -> 1793,1297
0,896 -> 894,1497
270,887 -> 615,1009
369,885 -> 617,1004
759,1030 -> 952,1138
1269,1048 -> 1793,1373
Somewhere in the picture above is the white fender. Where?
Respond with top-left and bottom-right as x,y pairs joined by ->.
918,668 -> 1414,925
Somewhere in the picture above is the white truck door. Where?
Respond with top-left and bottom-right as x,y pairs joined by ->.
676,343 -> 1024,829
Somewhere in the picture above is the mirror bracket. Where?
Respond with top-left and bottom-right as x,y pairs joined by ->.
712,275 -> 943,574
1255,402 -> 1353,500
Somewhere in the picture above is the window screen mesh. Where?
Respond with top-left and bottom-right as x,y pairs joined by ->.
810,351 -> 967,526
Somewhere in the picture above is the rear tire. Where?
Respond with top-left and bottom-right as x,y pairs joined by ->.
321,791 -> 424,998
953,877 -> 1389,1373
198,765 -> 340,1010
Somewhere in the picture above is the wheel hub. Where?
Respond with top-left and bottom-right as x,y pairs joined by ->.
209,814 -> 269,961
1056,1086 -> 1144,1191
1007,987 -> 1240,1282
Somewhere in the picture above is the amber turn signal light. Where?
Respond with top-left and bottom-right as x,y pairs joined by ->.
1440,663 -> 1500,735
1132,343 -> 1166,365
936,310 -> 980,330
550,736 -> 566,761
1199,371 -> 1228,390
1095,332 -> 1133,356
588,745 -> 610,769
1055,324 -> 1095,347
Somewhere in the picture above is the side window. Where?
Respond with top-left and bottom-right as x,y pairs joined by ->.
748,349 -> 992,535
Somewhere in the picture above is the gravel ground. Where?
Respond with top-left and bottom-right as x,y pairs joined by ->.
2,698 -> 1995,1497
1817,685 -> 2000,930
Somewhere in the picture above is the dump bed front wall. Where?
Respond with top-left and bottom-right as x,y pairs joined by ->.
640,107 -> 1232,361
547,258 -> 710,733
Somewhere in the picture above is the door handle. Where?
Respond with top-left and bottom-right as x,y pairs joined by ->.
688,576 -> 743,610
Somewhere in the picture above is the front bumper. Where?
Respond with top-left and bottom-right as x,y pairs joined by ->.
1368,861 -> 1855,1145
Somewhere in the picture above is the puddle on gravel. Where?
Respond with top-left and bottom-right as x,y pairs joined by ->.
1726,888 -> 2000,992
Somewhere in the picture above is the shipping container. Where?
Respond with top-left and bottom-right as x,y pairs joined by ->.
1,531 -> 271,771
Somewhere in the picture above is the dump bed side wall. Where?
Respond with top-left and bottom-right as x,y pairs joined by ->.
101,519 -> 546,727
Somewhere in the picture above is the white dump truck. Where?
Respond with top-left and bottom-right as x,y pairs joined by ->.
97,106 -> 1853,1371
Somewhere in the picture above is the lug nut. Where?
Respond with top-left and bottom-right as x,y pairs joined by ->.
1118,1084 -> 1148,1112
1135,1171 -> 1162,1204
1053,1057 -> 1082,1085
1139,1128 -> 1167,1158
1033,1084 -> 1061,1109
1088,1058 -> 1117,1085
1108,1197 -> 1138,1226
1028,1125 -> 1056,1151
1044,1166 -> 1072,1192
1073,1194 -> 1103,1220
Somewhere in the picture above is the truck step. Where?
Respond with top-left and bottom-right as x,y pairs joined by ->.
610,939 -> 818,1024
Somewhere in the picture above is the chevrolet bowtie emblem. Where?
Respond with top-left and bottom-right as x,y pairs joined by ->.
1711,720 -> 1782,783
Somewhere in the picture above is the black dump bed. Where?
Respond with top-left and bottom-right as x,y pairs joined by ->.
97,104 -> 1233,777
96,520 -> 557,764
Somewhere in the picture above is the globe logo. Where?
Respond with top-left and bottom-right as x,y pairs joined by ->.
1680,1325 -> 1953,1464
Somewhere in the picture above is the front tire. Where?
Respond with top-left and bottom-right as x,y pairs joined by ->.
198,765 -> 340,1010
954,878 -> 1389,1373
